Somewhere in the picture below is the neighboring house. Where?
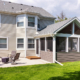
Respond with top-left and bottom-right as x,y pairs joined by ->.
0,1 -> 80,63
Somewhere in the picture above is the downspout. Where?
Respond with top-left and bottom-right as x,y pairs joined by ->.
55,60 -> 63,66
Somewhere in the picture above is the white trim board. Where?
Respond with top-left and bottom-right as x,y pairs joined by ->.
56,33 -> 80,38
0,14 -> 1,27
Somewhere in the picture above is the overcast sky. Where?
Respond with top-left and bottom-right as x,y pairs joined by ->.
3,0 -> 80,19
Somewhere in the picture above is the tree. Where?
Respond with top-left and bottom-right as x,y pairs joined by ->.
55,11 -> 68,23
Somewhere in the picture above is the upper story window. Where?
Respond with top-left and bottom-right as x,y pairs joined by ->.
17,22 -> 24,27
28,17 -> 35,27
16,15 -> 24,28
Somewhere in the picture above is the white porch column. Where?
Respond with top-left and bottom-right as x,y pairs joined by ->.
77,37 -> 79,52
24,14 -> 27,57
35,16 -> 38,31
53,37 -> 56,63
66,37 -> 69,52
72,22 -> 75,34
39,38 -> 41,56
45,37 -> 47,52
35,39 -> 37,55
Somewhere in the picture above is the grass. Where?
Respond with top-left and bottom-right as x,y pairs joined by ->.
0,61 -> 80,80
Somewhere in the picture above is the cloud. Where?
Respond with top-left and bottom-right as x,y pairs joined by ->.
3,0 -> 80,19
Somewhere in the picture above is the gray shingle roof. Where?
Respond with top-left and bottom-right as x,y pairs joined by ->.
0,1 -> 55,18
37,18 -> 76,36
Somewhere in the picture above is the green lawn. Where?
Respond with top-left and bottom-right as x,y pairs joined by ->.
0,61 -> 80,80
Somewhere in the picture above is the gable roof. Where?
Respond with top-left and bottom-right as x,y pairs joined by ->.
36,17 -> 80,37
0,1 -> 55,19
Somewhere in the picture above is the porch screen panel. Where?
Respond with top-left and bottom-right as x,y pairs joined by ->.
56,37 -> 66,52
47,37 -> 53,51
40,38 -> 45,50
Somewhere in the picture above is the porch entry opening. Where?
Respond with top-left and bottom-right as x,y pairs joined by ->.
56,37 -> 78,52
36,39 -> 39,54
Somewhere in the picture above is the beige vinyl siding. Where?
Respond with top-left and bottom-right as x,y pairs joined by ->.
0,14 -> 16,57
16,28 -> 25,37
26,28 -> 36,37
26,50 -> 35,56
16,50 -> 25,57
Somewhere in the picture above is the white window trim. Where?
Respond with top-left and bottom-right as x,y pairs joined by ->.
0,14 -> 1,27
27,37 -> 35,50
0,37 -> 8,50
16,14 -> 25,28
27,15 -> 35,28
16,37 -> 25,50
27,15 -> 38,30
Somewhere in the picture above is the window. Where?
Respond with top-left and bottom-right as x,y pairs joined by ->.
28,17 -> 35,27
17,22 -> 24,27
16,15 -> 24,27
28,39 -> 34,48
17,38 -> 24,48
0,38 -> 7,49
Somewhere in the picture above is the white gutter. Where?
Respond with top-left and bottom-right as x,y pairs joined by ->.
55,60 -> 63,66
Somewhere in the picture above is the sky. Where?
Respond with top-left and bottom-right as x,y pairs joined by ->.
3,0 -> 80,19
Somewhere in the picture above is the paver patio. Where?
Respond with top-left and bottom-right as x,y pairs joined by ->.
0,58 -> 50,68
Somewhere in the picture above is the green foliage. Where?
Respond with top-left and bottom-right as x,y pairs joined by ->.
55,18 -> 68,23
0,61 -> 80,80
55,11 -> 68,23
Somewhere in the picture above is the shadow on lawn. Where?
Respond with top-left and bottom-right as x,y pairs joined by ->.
48,71 -> 80,80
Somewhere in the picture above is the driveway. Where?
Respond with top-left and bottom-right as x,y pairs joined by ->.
0,58 -> 50,68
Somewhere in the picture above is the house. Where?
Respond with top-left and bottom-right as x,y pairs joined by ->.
0,1 -> 80,63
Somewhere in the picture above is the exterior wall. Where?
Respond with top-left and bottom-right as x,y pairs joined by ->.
26,50 -> 36,56
16,24 -> 25,57
16,28 -> 25,37
26,28 -> 36,37
40,50 -> 53,63
16,50 -> 25,57
26,28 -> 36,56
0,14 -> 55,58
57,52 -> 80,62
0,14 -> 16,57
